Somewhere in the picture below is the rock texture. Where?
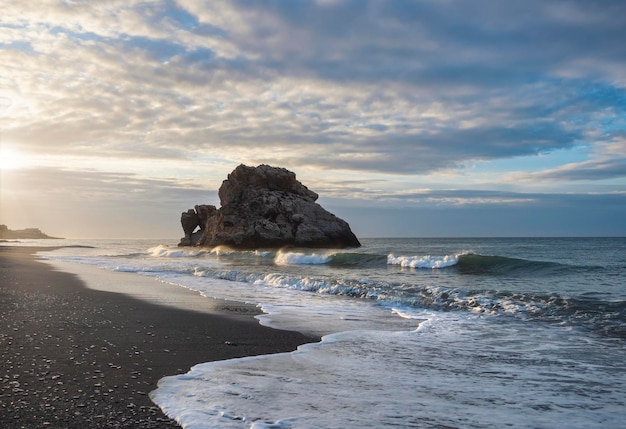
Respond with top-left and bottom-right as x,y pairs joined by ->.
178,164 -> 361,249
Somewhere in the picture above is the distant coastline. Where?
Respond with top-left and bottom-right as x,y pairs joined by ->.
0,224 -> 61,240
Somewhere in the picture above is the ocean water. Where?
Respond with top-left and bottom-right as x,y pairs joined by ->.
7,237 -> 626,428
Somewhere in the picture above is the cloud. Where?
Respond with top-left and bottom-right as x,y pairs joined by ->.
512,158 -> 626,182
2,0 -> 626,238
3,2 -> 624,167
0,166 -> 210,204
200,0 -> 626,85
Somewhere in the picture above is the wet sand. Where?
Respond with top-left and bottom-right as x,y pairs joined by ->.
0,246 -> 316,428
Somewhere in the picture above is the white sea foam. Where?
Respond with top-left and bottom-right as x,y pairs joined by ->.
149,245 -> 207,258
387,253 -> 460,268
191,263 -> 545,319
188,268 -> 417,337
274,251 -> 332,266
151,312 -> 626,429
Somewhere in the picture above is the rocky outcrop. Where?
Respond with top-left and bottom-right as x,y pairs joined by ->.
178,164 -> 361,249
0,224 -> 60,239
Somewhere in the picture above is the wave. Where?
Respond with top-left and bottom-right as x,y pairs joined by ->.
455,254 -> 569,276
274,251 -> 332,265
191,263 -> 625,338
146,242 -> 574,276
270,251 -> 387,268
146,245 -> 592,285
142,244 -> 624,336
193,267 -> 384,299
385,252 -> 575,275
387,253 -> 462,269
148,245 -> 208,258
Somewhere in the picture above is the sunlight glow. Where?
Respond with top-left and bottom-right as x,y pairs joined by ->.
0,147 -> 28,170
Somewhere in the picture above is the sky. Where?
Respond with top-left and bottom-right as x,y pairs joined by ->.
1,0 -> 625,239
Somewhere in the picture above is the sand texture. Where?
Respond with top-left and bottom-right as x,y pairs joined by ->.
0,246 -> 314,428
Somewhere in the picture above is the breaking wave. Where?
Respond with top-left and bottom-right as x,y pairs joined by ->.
141,244 -> 624,336
190,264 -> 625,337
147,244 -> 590,278
274,251 -> 332,265
387,253 -> 462,269
148,245 -> 208,258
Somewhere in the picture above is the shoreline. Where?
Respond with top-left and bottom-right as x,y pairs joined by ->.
0,246 -> 317,428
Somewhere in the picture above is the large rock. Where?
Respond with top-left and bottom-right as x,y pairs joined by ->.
178,164 -> 361,248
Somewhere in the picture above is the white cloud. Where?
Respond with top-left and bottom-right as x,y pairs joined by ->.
2,0 -> 626,237
4,0 -> 624,176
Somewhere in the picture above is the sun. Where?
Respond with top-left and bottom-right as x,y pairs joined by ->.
0,146 -> 28,170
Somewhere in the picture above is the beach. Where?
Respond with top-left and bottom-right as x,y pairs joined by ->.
3,238 -> 625,428
0,246 -> 315,428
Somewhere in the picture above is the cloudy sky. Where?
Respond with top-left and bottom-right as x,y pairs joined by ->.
1,0 -> 625,239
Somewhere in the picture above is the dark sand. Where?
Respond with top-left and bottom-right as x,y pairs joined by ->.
0,247 -> 316,428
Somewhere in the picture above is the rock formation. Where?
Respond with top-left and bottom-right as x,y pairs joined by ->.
178,164 -> 361,249
0,224 -> 60,239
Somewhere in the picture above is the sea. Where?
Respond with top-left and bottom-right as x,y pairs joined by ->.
5,237 -> 626,428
